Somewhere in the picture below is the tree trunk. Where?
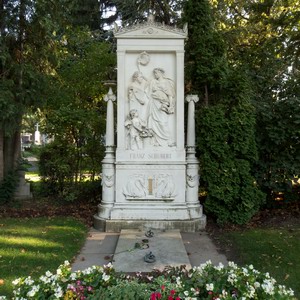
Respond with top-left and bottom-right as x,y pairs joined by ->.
204,84 -> 209,106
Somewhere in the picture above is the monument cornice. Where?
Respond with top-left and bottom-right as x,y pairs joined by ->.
114,20 -> 188,39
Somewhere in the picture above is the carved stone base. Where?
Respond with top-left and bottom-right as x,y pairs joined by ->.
93,215 -> 207,232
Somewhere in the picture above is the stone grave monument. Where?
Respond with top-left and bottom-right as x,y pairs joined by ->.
94,17 -> 206,232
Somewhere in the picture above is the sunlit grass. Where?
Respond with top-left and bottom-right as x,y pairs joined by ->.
0,217 -> 87,298
25,172 -> 40,182
222,226 -> 300,298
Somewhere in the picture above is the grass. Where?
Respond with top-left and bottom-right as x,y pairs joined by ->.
222,226 -> 300,298
0,217 -> 88,298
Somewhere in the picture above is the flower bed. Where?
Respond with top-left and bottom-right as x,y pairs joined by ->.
0,260 -> 296,300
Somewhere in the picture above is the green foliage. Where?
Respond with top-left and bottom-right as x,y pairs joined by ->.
90,281 -> 151,300
182,0 -> 228,103
197,72 -> 265,225
222,225 -> 300,296
0,171 -> 19,205
7,261 -> 296,299
39,141 -> 76,195
0,217 -> 87,298
255,96 -> 300,202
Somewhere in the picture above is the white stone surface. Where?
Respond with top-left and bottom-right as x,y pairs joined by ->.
94,18 -> 206,232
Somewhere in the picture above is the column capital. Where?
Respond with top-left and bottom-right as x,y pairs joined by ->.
104,87 -> 116,102
186,94 -> 199,103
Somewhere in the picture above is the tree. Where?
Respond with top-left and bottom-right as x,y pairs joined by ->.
38,27 -> 116,197
182,0 -> 228,105
183,0 -> 265,224
0,0 -> 77,201
210,0 -> 300,203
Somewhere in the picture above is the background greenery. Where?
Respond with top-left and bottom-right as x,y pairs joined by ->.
1,0 -> 299,224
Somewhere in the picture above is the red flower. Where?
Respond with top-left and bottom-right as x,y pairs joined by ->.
168,296 -> 174,300
150,292 -> 157,300
170,290 -> 176,295
157,292 -> 162,299
175,297 -> 180,300
161,285 -> 165,291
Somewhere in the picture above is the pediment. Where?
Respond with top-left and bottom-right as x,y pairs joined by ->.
114,21 -> 187,39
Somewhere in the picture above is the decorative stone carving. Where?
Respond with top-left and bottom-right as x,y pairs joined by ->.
123,173 -> 176,199
123,174 -> 148,198
128,71 -> 149,121
147,68 -> 176,147
125,109 -> 153,150
155,174 -> 176,198
102,174 -> 114,188
186,174 -> 199,188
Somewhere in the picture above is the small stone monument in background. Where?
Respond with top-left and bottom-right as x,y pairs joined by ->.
94,17 -> 206,232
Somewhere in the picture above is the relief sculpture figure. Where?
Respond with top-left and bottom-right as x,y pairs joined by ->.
147,68 -> 175,147
123,174 -> 148,198
125,109 -> 152,150
128,71 -> 149,122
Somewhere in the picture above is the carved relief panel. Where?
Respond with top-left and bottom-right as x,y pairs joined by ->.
124,52 -> 177,150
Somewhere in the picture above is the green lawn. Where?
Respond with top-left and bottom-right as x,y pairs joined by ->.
222,226 -> 300,298
0,217 -> 87,298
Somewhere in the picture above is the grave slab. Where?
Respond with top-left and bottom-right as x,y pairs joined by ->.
113,229 -> 191,272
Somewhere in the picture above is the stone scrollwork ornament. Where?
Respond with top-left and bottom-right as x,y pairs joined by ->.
102,174 -> 114,188
186,174 -> 199,188
137,51 -> 150,66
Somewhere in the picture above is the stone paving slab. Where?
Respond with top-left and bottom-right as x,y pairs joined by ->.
181,232 -> 227,266
72,229 -> 119,271
113,229 -> 191,272
71,228 -> 228,272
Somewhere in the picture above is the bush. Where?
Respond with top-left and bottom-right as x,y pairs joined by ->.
0,171 -> 19,205
4,261 -> 295,300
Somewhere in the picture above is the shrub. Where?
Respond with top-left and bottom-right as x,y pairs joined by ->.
4,261 -> 295,300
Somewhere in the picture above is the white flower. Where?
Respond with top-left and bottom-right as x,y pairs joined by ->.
206,283 -> 214,291
214,262 -> 224,271
64,260 -> 70,266
26,285 -> 39,297
248,264 -> 254,270
12,278 -> 21,285
261,279 -> 275,295
184,290 -> 189,296
70,272 -> 77,280
242,267 -> 249,275
228,261 -> 238,269
102,273 -> 110,282
254,281 -> 260,288
45,271 -> 52,277
0,296 -> 7,300
54,285 -> 63,298
227,273 -> 237,284
24,276 -> 34,285
56,268 -> 62,275
176,277 -> 182,287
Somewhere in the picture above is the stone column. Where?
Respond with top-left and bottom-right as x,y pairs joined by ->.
96,87 -> 116,225
185,95 -> 202,218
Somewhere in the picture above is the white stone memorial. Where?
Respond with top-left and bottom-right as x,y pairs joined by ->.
94,17 -> 206,232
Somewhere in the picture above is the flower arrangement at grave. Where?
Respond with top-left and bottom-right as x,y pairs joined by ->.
1,260 -> 296,300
